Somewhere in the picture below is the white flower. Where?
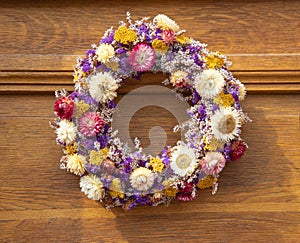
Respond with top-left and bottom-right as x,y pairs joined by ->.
56,119 -> 77,145
130,167 -> 154,191
210,107 -> 241,141
67,154 -> 87,175
80,174 -> 105,201
195,69 -> 225,99
170,144 -> 197,177
96,43 -> 115,63
154,14 -> 180,32
237,81 -> 246,101
88,72 -> 118,103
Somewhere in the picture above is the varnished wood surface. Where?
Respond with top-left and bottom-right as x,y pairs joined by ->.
0,93 -> 299,242
0,0 -> 300,242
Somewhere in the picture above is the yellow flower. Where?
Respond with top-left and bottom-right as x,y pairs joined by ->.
109,178 -> 124,198
213,92 -> 235,107
96,43 -> 115,63
65,143 -> 77,155
162,179 -> 178,197
67,154 -> 87,175
176,35 -> 190,44
149,157 -> 164,172
164,186 -> 179,197
205,54 -> 225,69
89,148 -> 108,165
73,70 -> 86,82
152,39 -> 168,53
204,136 -> 224,151
114,26 -> 137,44
75,100 -> 90,117
197,175 -> 218,189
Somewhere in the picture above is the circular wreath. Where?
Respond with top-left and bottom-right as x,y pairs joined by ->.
51,13 -> 249,210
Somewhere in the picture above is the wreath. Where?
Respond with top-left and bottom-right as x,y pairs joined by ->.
51,13 -> 249,210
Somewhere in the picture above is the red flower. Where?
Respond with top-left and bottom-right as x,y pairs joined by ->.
162,30 -> 176,44
177,182 -> 198,201
230,140 -> 247,161
54,97 -> 75,120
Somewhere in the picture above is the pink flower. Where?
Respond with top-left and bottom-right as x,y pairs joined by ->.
201,152 -> 226,176
162,30 -> 175,44
230,140 -> 247,161
78,112 -> 103,137
177,182 -> 198,201
54,97 -> 74,120
129,43 -> 156,72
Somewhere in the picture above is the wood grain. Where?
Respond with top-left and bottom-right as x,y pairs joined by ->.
0,0 -> 300,242
0,93 -> 299,242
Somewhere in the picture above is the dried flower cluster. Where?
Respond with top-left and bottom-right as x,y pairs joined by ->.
51,13 -> 249,210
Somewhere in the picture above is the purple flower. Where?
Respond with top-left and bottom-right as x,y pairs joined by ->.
192,90 -> 201,104
97,134 -> 109,148
116,48 -> 127,55
212,104 -> 220,113
133,195 -> 152,206
86,49 -> 96,56
137,24 -> 151,42
228,85 -> 241,109
81,58 -> 92,73
160,147 -> 170,166
119,56 -> 132,75
76,93 -> 97,105
223,144 -> 231,162
86,163 -> 101,174
108,100 -> 116,109
123,157 -> 133,174
191,53 -> 203,67
100,31 -> 115,44
153,28 -> 163,40
188,45 -> 201,54
198,105 -> 206,121
138,160 -> 147,167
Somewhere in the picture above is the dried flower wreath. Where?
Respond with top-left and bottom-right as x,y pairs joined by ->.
51,13 -> 249,210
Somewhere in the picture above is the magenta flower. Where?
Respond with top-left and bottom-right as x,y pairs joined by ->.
201,152 -> 226,176
78,112 -> 103,137
129,43 -> 156,72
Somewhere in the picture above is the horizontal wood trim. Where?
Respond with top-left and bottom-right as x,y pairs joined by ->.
0,54 -> 299,71
1,70 -> 300,93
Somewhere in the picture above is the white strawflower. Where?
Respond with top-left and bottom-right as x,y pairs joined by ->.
56,119 -> 77,145
96,43 -> 115,63
237,81 -> 246,101
170,144 -> 198,177
195,69 -> 225,99
88,72 -> 119,103
211,107 -> 241,142
130,167 -> 154,191
67,154 -> 87,175
80,174 -> 105,201
154,14 -> 180,32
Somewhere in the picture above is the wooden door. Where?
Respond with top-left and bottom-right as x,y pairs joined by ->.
1,1 -> 299,242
